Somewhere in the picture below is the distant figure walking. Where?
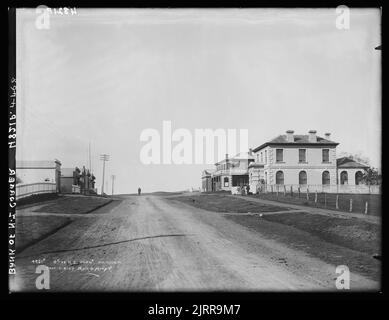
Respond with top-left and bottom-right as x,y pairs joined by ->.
138,187 -> 141,196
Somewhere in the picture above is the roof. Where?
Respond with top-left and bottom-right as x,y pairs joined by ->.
232,152 -> 255,160
215,152 -> 255,165
248,162 -> 264,168
253,134 -> 339,152
16,159 -> 61,168
336,157 -> 369,169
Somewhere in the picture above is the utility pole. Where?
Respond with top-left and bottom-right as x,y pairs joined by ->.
89,142 -> 92,173
100,154 -> 110,195
111,175 -> 116,195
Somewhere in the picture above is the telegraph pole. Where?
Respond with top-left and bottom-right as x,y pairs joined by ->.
111,175 -> 116,195
100,154 -> 110,195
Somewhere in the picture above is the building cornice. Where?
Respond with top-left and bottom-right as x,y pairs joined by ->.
253,142 -> 339,153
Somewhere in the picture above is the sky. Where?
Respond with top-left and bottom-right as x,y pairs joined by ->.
16,8 -> 381,194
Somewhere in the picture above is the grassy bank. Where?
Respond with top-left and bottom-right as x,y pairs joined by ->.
34,196 -> 112,214
249,193 -> 381,216
16,193 -> 60,207
16,215 -> 72,252
224,213 -> 380,281
170,194 -> 292,213
172,193 -> 381,281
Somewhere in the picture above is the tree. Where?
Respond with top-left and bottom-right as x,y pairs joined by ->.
362,167 -> 381,185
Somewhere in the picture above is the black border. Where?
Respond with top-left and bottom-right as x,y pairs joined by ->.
3,1 -> 386,309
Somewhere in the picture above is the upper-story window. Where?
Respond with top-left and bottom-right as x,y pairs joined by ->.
299,149 -> 306,163
322,149 -> 330,163
256,154 -> 259,162
265,150 -> 267,164
276,149 -> 283,162
261,152 -> 263,163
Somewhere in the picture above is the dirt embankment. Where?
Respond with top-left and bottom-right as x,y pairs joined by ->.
170,194 -> 381,282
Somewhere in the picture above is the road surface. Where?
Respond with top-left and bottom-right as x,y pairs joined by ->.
12,195 -> 379,291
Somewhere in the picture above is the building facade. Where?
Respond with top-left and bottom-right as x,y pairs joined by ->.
336,157 -> 369,186
201,130 -> 373,194
250,130 -> 339,190
61,166 -> 97,194
202,152 -> 254,192
16,159 -> 62,192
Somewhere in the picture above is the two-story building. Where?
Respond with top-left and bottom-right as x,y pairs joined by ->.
204,151 -> 255,192
250,130 -> 339,190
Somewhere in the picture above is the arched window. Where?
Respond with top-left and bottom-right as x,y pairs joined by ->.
340,171 -> 348,185
322,171 -> 330,185
224,177 -> 229,187
355,171 -> 363,185
299,171 -> 307,185
276,171 -> 284,185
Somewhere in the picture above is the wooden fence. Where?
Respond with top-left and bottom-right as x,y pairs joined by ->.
16,182 -> 57,200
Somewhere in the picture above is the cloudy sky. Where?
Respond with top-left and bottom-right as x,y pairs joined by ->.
16,8 -> 381,194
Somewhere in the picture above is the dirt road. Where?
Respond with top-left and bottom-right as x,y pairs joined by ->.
12,195 -> 379,291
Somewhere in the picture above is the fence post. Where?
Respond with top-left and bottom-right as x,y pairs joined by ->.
283,185 -> 286,196
324,193 -> 327,208
336,194 -> 339,209
271,185 -> 273,194
349,198 -> 353,212
306,188 -> 309,201
314,191 -> 317,203
290,185 -> 293,197
298,187 -> 300,198
365,201 -> 368,214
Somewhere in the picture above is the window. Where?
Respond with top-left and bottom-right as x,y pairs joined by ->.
322,171 -> 330,185
299,149 -> 306,163
322,149 -> 329,163
261,152 -> 263,163
276,171 -> 284,185
340,171 -> 348,185
265,150 -> 267,164
256,154 -> 259,162
299,171 -> 307,185
224,177 -> 229,187
355,171 -> 363,185
276,149 -> 283,162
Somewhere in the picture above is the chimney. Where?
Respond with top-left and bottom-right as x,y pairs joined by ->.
286,130 -> 294,142
225,153 -> 229,160
308,130 -> 317,143
249,148 -> 253,155
324,132 -> 331,140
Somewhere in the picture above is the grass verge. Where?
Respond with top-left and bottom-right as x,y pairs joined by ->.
16,215 -> 72,253
224,213 -> 380,281
170,194 -> 292,213
34,196 -> 112,214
